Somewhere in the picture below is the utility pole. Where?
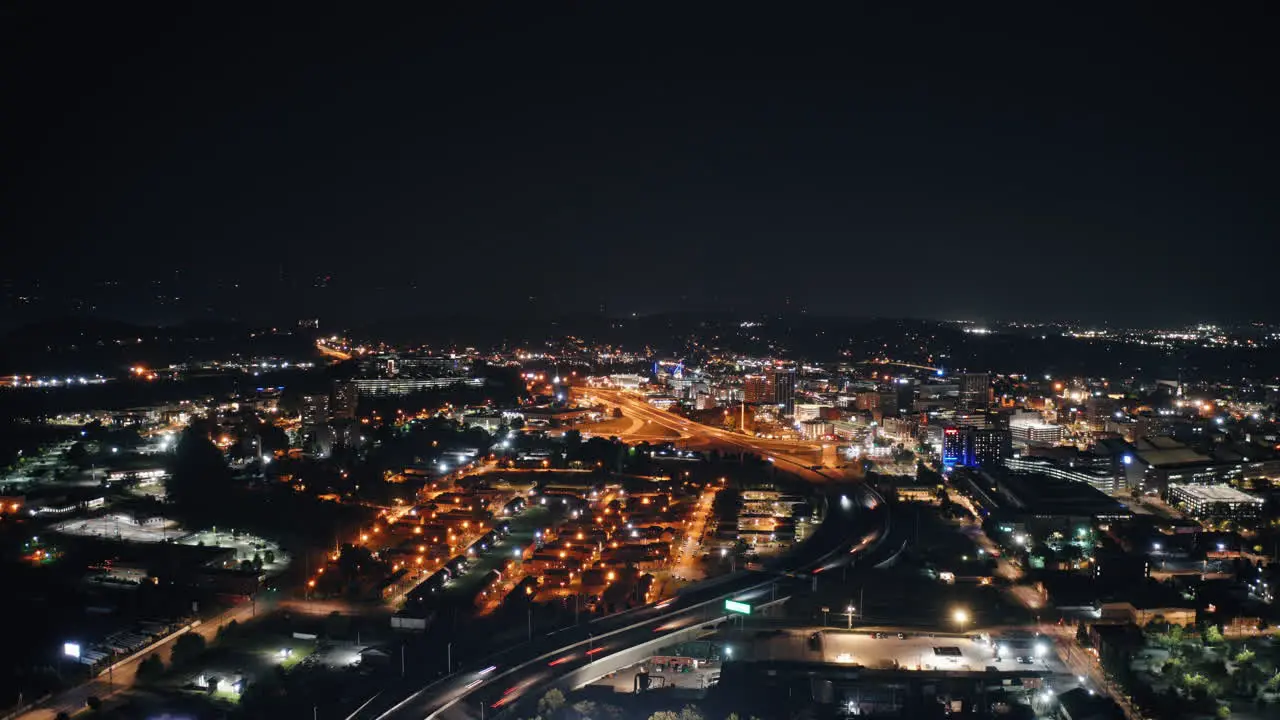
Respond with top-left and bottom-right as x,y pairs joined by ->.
447,642 -> 451,674
400,643 -> 405,678
527,608 -> 532,642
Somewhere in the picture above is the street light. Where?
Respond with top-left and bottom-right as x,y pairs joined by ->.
952,608 -> 970,633
846,605 -> 856,629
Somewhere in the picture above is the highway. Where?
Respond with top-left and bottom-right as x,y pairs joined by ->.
353,397 -> 897,720
583,388 -> 831,481
358,480 -> 886,720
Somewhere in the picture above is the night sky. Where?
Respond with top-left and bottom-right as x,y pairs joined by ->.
2,3 -> 1276,327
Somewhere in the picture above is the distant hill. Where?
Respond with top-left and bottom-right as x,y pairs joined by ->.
0,316 -> 319,375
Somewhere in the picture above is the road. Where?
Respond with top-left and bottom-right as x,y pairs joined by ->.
670,487 -> 716,582
19,599 -> 270,720
584,389 -> 831,481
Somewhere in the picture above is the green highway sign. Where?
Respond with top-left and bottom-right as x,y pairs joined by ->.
724,599 -> 752,615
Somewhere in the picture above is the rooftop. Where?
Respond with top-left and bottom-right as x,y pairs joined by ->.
1168,483 -> 1263,504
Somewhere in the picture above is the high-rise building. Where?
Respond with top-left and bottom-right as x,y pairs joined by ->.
943,426 -> 965,467
943,426 -> 1010,468
743,374 -> 773,404
331,381 -> 359,421
301,393 -> 331,427
773,368 -> 796,417
895,380 -> 915,415
959,372 -> 990,408
971,428 -> 1012,467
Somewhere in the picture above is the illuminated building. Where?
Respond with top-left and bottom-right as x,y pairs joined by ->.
942,427 -> 964,466
743,374 -> 773,404
1168,484 -> 1263,524
958,372 -> 990,408
773,367 -> 796,417
1009,412 -> 1062,445
349,377 -> 484,397
331,381 -> 359,421
300,393 -> 330,427
943,426 -> 1010,468
1004,453 -> 1123,494
799,419 -> 832,440
971,428 -> 1011,466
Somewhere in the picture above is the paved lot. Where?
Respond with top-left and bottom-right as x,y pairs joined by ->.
55,514 -> 181,543
590,659 -> 721,692
743,628 -> 1063,674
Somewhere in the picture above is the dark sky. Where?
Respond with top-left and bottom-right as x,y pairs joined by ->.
2,3 -> 1276,327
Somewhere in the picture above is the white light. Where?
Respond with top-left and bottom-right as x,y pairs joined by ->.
63,642 -> 81,659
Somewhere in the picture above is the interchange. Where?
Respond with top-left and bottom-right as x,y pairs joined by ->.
356,394 -> 891,720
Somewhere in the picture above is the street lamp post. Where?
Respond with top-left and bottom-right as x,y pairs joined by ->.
846,605 -> 856,630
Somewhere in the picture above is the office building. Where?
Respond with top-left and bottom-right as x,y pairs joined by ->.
743,374 -> 773,404
958,372 -> 990,408
943,426 -> 1010,468
895,381 -> 915,415
300,393 -> 330,427
943,427 -> 965,467
971,428 -> 1012,467
331,381 -> 359,421
773,367 -> 796,417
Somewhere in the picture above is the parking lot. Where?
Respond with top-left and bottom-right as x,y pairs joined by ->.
742,628 -> 1064,674
55,513 -> 181,543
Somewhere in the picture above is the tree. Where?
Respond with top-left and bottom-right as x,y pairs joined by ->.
1205,625 -> 1225,645
538,689 -> 566,716
217,620 -> 240,641
1217,704 -> 1232,719
252,553 -> 265,572
678,708 -> 705,720
648,714 -> 679,720
86,696 -> 102,712
167,427 -> 234,520
171,632 -> 207,667
136,654 -> 165,683
264,549 -> 276,565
